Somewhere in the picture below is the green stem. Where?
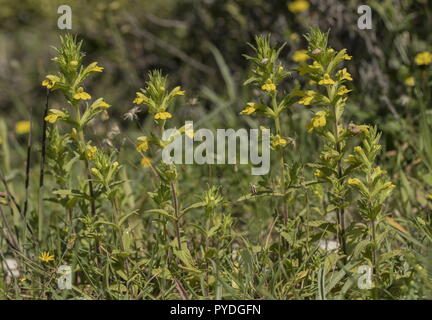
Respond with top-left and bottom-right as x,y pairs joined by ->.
170,181 -> 182,250
74,105 -> 96,216
332,104 -> 347,258
273,94 -> 288,225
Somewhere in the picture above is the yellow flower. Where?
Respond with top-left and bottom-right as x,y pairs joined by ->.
271,135 -> 287,148
172,87 -> 186,96
85,145 -> 97,160
337,68 -> 353,81
87,62 -> 104,72
41,75 -> 61,89
141,157 -> 152,168
383,182 -> 396,189
240,102 -> 257,115
427,194 -> 432,200
261,79 -> 276,92
414,51 -> 432,66
292,50 -> 309,63
318,74 -> 335,85
93,99 -> 110,109
342,53 -> 352,60
44,109 -> 66,124
155,111 -> 172,120
373,166 -> 387,176
307,111 -> 327,132
347,178 -> 361,186
136,136 -> 149,152
69,60 -> 78,66
73,87 -> 91,100
39,251 -> 54,263
310,61 -> 321,69
404,77 -> 415,87
314,169 -> 324,178
290,33 -> 299,41
15,121 -> 31,135
354,146 -> 362,153
19,277 -> 27,283
298,90 -> 316,105
288,0 -> 310,13
337,86 -> 352,96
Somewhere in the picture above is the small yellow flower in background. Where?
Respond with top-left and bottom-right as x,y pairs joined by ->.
39,251 -> 54,263
347,178 -> 361,186
292,50 -> 310,63
314,169 -> 324,178
354,146 -> 362,153
427,194 -> 432,200
19,277 -> 27,283
404,76 -> 415,87
136,136 -> 149,152
271,135 -> 287,148
318,74 -> 335,86
42,74 -> 61,89
307,111 -> 327,132
337,68 -> 353,81
337,86 -> 352,96
141,156 -> 152,168
85,145 -> 97,160
69,60 -> 78,66
414,51 -> 432,66
240,102 -> 257,115
290,33 -> 299,41
298,90 -> 316,105
73,87 -> 91,100
288,0 -> 310,13
261,79 -> 276,92
155,111 -> 172,120
45,109 -> 66,124
15,121 -> 31,135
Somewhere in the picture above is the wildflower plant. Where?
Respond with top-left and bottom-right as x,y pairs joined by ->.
297,29 -> 395,267
132,70 -> 186,254
42,34 -> 113,219
242,35 -> 298,224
